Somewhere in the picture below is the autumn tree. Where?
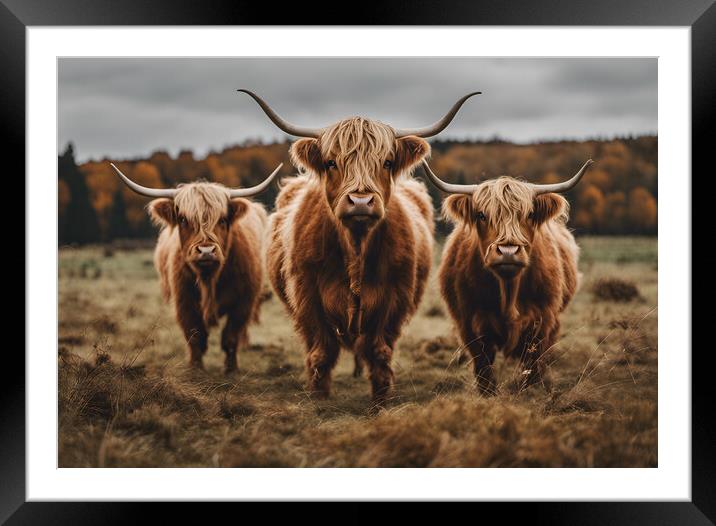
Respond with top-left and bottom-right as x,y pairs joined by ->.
573,184 -> 606,233
58,143 -> 100,245
58,178 -> 71,240
122,161 -> 162,237
107,189 -> 130,240
63,135 -> 657,241
627,186 -> 657,234
603,191 -> 627,234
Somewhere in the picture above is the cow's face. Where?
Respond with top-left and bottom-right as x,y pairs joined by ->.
290,118 -> 429,238
149,183 -> 248,279
444,177 -> 568,280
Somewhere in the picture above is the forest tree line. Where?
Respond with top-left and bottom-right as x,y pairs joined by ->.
58,135 -> 657,245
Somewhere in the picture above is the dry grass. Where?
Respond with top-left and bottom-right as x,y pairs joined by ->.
58,236 -> 657,468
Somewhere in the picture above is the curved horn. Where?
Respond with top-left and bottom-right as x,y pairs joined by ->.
394,92 -> 481,138
530,159 -> 594,195
237,89 -> 322,138
228,163 -> 283,198
110,163 -> 177,198
112,162 -> 283,200
421,160 -> 478,195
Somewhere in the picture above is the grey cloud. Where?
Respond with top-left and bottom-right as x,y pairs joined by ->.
58,57 -> 657,162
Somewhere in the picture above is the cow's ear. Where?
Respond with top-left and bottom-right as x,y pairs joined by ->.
394,135 -> 430,174
228,198 -> 249,224
290,138 -> 323,174
148,198 -> 175,226
442,194 -> 473,225
532,193 -> 568,225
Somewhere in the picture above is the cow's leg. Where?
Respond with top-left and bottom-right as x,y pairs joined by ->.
357,335 -> 394,408
176,301 -> 208,369
460,322 -> 497,395
469,340 -> 498,395
306,336 -> 340,399
221,308 -> 251,375
173,272 -> 210,369
516,318 -> 557,391
291,291 -> 341,398
352,352 -> 365,378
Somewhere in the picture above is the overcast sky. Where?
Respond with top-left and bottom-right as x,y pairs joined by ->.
58,57 -> 657,163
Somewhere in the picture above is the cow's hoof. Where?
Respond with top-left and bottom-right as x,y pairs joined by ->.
189,359 -> 205,370
477,386 -> 498,397
369,398 -> 389,415
370,389 -> 393,413
476,379 -> 498,397
311,390 -> 330,401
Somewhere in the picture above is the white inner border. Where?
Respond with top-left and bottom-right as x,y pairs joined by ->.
27,27 -> 690,501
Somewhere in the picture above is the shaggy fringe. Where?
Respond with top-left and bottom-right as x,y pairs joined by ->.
173,182 -> 231,245
443,177 -> 570,246
318,118 -> 395,197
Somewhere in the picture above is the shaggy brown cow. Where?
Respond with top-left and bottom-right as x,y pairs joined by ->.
422,159 -> 593,393
239,89 -> 480,405
110,162 -> 282,373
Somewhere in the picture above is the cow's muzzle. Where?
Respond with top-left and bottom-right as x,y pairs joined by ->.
487,245 -> 527,278
191,244 -> 222,269
337,192 -> 383,224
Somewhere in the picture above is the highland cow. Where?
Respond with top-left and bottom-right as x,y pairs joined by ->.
422,159 -> 593,393
239,89 -> 480,405
110,162 -> 282,373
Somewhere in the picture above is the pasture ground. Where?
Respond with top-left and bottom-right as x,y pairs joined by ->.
58,236 -> 657,467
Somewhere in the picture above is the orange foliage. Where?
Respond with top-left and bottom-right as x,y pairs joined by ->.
69,136 -> 656,239
627,187 -> 657,233
58,179 -> 71,216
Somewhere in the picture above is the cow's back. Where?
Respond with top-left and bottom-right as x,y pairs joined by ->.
393,177 -> 434,311
266,175 -> 312,312
542,221 -> 580,312
154,226 -> 179,302
438,226 -> 472,325
238,201 -> 269,255
223,200 -> 269,321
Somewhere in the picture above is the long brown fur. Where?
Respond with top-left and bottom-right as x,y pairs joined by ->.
439,178 -> 579,394
150,182 -> 267,373
267,118 -> 434,405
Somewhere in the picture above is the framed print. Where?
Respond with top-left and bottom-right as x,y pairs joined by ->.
5,0 -> 710,521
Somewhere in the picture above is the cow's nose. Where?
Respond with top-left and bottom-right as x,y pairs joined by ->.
496,245 -> 520,256
197,245 -> 216,255
348,193 -> 374,207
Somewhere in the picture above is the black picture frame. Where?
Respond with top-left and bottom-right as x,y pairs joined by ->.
5,0 -> 708,522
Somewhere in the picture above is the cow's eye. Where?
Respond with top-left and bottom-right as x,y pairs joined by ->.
477,212 -> 487,222
383,160 -> 393,170
219,217 -> 228,227
325,160 -> 337,169
179,216 -> 188,227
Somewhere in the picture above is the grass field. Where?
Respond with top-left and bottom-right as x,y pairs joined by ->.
58,236 -> 657,468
